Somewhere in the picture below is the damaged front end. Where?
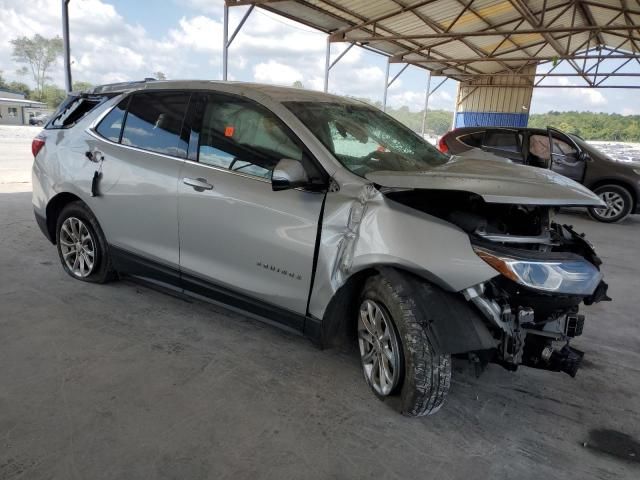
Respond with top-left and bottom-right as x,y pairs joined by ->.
386,188 -> 611,378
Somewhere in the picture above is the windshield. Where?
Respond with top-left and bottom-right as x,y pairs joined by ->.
284,101 -> 448,176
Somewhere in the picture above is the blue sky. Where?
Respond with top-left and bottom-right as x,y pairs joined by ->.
0,0 -> 638,114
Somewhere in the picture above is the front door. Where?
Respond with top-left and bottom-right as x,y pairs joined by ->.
548,128 -> 586,183
177,92 -> 325,324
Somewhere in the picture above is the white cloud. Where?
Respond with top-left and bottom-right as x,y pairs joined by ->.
253,60 -> 302,85
0,0 -> 633,116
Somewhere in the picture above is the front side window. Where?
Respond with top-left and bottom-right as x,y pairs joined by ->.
96,98 -> 129,142
198,94 -> 302,179
285,101 -> 448,177
551,136 -> 577,157
8,107 -> 17,117
121,92 -> 189,157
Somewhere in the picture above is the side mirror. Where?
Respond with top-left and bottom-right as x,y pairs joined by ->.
272,158 -> 309,191
579,151 -> 589,162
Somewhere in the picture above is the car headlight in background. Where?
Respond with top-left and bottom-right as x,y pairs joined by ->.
473,246 -> 602,296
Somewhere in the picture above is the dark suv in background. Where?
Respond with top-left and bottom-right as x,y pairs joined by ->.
439,126 -> 640,222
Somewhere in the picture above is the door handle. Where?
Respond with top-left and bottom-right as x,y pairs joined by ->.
183,177 -> 213,191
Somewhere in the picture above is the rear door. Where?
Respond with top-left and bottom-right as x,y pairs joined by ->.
177,92 -> 325,324
548,127 -> 586,183
90,91 -> 190,271
481,129 -> 524,163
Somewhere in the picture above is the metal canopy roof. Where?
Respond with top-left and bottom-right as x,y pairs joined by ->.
231,0 -> 640,87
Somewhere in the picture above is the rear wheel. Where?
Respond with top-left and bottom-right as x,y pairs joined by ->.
588,185 -> 633,223
358,273 -> 451,416
55,201 -> 116,283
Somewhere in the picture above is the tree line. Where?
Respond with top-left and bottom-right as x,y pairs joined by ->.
386,106 -> 640,142
342,97 -> 640,142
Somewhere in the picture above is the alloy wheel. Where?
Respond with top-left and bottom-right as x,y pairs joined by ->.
358,299 -> 401,396
595,191 -> 625,219
59,217 -> 96,278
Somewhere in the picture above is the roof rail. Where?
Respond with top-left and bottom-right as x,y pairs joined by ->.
90,78 -> 157,95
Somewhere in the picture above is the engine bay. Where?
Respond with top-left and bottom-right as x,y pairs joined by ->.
384,187 -> 611,377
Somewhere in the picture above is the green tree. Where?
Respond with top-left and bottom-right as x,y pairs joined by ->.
154,71 -> 167,80
72,81 -> 93,92
292,80 -> 304,89
0,71 -> 32,97
8,81 -> 31,97
41,84 -> 67,109
10,34 -> 63,101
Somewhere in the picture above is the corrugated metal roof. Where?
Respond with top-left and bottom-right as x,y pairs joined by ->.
240,0 -> 640,86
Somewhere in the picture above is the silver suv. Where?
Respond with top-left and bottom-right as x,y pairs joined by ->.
32,80 -> 610,416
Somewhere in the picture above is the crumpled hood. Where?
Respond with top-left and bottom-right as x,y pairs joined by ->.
365,156 -> 605,207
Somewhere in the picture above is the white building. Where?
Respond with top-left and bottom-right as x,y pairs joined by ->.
0,89 -> 48,125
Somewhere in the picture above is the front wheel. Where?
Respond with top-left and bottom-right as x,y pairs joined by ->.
358,273 -> 451,416
588,185 -> 633,223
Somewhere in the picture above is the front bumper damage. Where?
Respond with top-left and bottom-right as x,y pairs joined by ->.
462,225 -> 610,377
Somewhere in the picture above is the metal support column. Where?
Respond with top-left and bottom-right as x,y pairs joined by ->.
324,38 -> 330,92
223,3 -> 254,81
222,3 -> 229,80
61,0 -> 72,93
382,58 -> 390,111
421,72 -> 431,136
421,75 -> 447,136
324,41 -> 355,93
382,61 -> 409,112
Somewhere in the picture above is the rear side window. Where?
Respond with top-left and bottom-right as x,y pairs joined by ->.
484,130 -> 522,153
458,132 -> 483,148
96,98 -> 129,142
47,95 -> 107,129
121,92 -> 190,158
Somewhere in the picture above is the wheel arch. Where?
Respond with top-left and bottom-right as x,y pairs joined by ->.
587,179 -> 637,210
320,264 -> 496,354
45,192 -> 85,244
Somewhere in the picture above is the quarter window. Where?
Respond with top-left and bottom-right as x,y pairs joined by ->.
96,98 -> 128,142
198,95 -> 302,179
484,130 -> 521,153
121,92 -> 189,158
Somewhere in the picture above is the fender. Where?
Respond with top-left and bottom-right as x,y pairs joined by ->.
307,180 -> 498,321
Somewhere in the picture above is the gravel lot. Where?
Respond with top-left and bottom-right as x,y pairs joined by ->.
1,126 -> 639,479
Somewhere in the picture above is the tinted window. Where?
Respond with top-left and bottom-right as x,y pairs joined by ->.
484,130 -> 521,152
198,95 -> 302,179
96,98 -> 128,142
121,92 -> 189,157
459,132 -> 483,148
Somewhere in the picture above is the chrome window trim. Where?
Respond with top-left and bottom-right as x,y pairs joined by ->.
86,90 -> 319,186
86,126 -> 271,184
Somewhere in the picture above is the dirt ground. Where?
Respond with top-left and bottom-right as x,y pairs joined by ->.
1,126 -> 638,479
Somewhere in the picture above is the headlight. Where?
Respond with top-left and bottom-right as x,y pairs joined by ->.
473,246 -> 602,295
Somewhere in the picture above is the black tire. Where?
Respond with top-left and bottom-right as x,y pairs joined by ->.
55,201 -> 116,283
359,272 -> 451,416
588,184 -> 633,223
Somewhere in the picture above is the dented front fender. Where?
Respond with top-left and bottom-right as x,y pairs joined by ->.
307,179 -> 498,320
